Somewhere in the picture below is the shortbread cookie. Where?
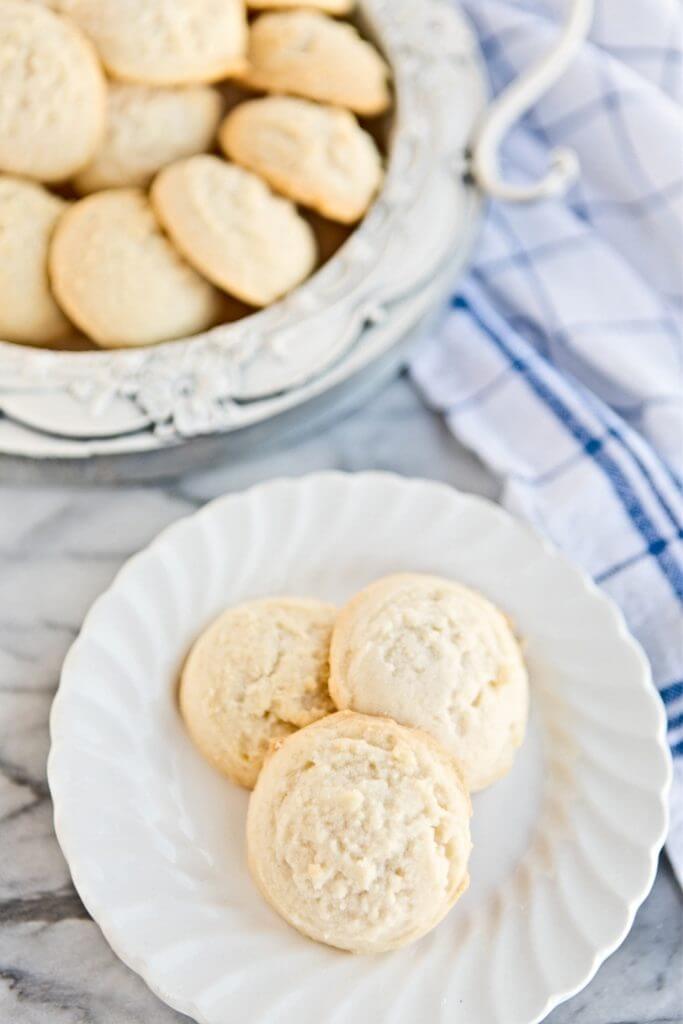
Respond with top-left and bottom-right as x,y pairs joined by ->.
248,0 -> 354,13
247,711 -> 471,953
0,1 -> 106,181
239,11 -> 390,116
49,189 -> 222,348
73,84 -> 223,193
329,574 -> 529,792
179,598 -> 336,788
0,176 -> 72,346
60,0 -> 247,84
220,96 -> 382,223
151,155 -> 317,307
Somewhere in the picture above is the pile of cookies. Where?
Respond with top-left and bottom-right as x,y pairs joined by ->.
179,573 -> 529,953
0,0 -> 390,350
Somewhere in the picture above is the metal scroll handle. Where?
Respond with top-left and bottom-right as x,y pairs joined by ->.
470,0 -> 594,202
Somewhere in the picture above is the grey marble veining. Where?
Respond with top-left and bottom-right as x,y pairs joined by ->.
0,374 -> 681,1024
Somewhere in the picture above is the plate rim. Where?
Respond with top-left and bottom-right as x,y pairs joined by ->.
48,471 -> 673,1024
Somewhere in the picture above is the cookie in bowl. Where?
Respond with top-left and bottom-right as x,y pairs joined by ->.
60,0 -> 247,85
247,0 -> 355,11
0,0 -> 395,355
179,598 -> 337,789
49,188 -> 223,348
329,573 -> 529,792
0,176 -> 73,346
151,155 -> 317,307
238,10 -> 391,116
220,96 -> 383,223
247,711 -> 472,953
73,83 -> 224,193
0,0 -> 106,182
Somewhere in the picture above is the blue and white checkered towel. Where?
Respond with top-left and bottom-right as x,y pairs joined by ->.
411,0 -> 683,882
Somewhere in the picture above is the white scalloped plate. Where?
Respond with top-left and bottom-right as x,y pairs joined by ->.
48,473 -> 671,1024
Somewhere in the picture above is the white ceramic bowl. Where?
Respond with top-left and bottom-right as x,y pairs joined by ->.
48,472 -> 671,1024
0,0 -> 487,456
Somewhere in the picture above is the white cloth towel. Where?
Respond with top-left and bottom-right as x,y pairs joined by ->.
411,0 -> 683,882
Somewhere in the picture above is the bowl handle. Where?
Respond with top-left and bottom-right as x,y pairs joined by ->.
470,0 -> 594,202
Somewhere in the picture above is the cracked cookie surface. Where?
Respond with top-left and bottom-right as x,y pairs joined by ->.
0,0 -> 106,182
238,11 -> 390,116
74,82 -> 223,194
151,154 -> 317,307
247,711 -> 471,952
329,573 -> 529,791
219,95 -> 383,223
49,188 -> 223,348
0,175 -> 72,345
60,0 -> 247,85
247,0 -> 354,12
179,597 -> 337,788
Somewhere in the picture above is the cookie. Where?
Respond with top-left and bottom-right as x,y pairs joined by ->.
247,711 -> 471,953
248,0 -> 354,13
179,598 -> 336,789
49,188 -> 222,348
0,176 -> 72,346
60,0 -> 247,85
239,11 -> 390,116
151,155 -> 317,307
219,96 -> 383,223
0,1 -> 106,182
329,574 -> 529,792
73,83 -> 223,194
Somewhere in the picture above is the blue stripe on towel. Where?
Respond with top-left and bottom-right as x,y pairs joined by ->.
455,293 -> 683,603
661,680 -> 683,704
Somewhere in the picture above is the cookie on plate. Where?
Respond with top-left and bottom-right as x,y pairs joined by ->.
0,0 -> 106,181
151,155 -> 317,307
247,711 -> 471,953
0,176 -> 72,346
329,573 -> 529,792
239,11 -> 390,116
49,188 -> 222,348
179,598 -> 336,788
60,0 -> 247,85
219,96 -> 383,223
248,0 -> 354,12
73,83 -> 223,193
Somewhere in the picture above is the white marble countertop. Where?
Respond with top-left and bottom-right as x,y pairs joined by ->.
1,373 -> 681,1023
